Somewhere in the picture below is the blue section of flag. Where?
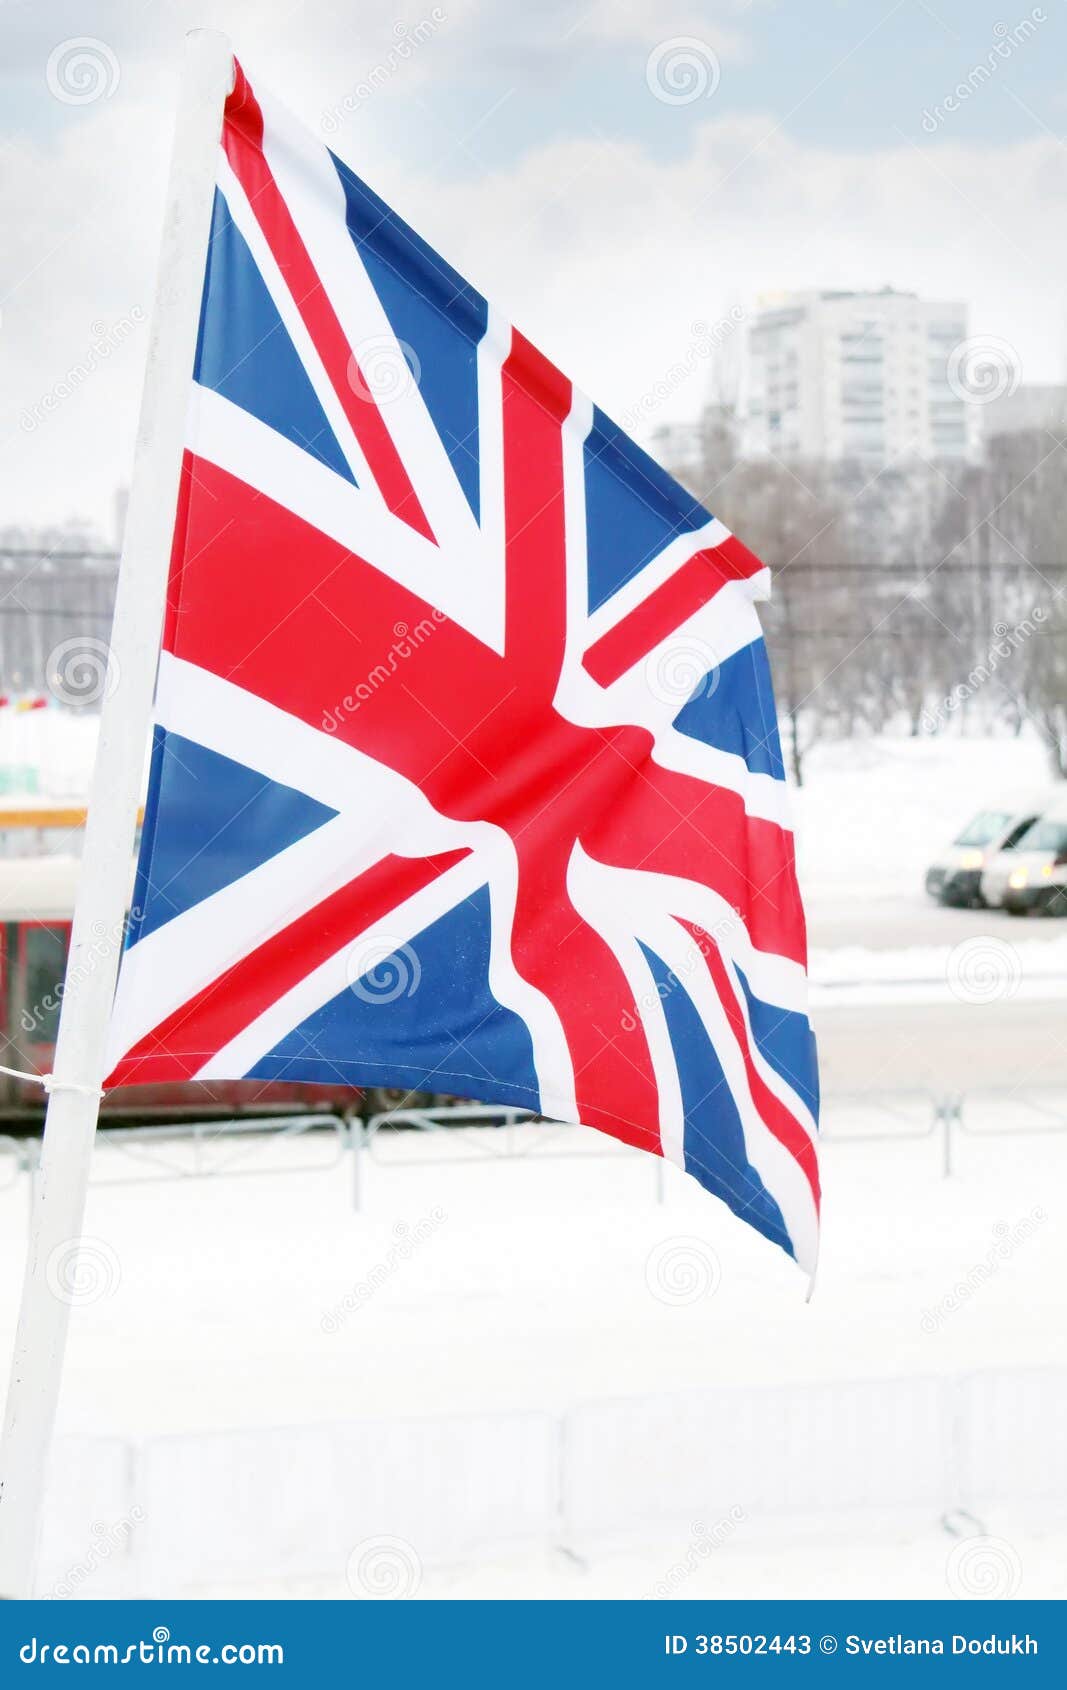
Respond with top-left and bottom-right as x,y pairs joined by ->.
641,943 -> 794,1258
127,728 -> 338,947
584,408 -> 711,614
734,965 -> 819,1123
331,154 -> 487,522
195,189 -> 356,483
673,639 -> 787,781
247,886 -> 541,1105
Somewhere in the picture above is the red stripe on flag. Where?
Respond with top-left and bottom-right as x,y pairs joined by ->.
161,456 -> 807,966
582,756 -> 808,967
681,918 -> 820,1213
495,332 -> 663,1154
582,537 -> 765,689
501,330 -> 571,695
106,848 -> 469,1087
222,62 -> 435,543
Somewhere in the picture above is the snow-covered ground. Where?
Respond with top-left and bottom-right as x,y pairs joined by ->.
0,724 -> 1064,1600
1,1120 -> 1063,1600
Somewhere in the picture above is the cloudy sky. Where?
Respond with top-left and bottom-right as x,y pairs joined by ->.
3,0 -> 1066,534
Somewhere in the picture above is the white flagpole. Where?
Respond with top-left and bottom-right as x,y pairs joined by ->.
0,28 -> 233,1598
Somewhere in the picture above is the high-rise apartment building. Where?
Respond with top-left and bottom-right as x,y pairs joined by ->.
743,288 -> 973,464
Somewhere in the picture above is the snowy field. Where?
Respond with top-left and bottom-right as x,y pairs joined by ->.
0,724 -> 1065,1600
0,1120 -> 1064,1600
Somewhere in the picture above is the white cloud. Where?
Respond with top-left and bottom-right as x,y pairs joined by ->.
370,115 -> 1067,432
2,49 -> 1065,529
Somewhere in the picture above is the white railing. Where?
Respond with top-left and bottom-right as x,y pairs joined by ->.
33,1365 -> 1067,1597
2,1089 -> 1067,1208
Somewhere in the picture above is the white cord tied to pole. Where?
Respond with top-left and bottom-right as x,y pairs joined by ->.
0,1064 -> 105,1101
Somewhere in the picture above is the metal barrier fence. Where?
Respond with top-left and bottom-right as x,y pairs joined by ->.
3,1087 -> 1066,1215
815,1086 -> 1067,1175
0,1114 -> 347,1219
353,1088 -> 1067,1191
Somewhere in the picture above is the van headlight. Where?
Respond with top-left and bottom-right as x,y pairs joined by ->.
1008,868 -> 1029,890
959,849 -> 984,871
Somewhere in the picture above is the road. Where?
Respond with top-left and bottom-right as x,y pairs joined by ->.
808,891 -> 1067,1098
815,997 -> 1067,1095
806,890 -> 1067,953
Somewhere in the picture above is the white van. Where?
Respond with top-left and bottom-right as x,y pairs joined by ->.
981,795 -> 1067,915
925,801 -> 1045,908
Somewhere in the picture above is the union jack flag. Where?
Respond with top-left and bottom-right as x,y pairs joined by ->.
105,63 -> 820,1272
